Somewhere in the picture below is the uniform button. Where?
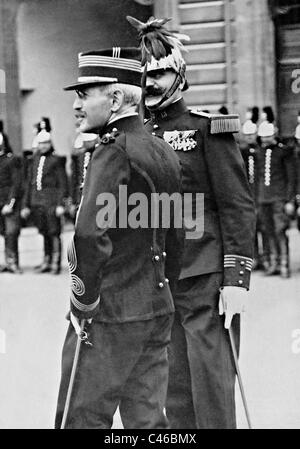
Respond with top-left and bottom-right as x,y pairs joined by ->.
158,282 -> 164,288
165,278 -> 169,284
153,124 -> 159,129
238,280 -> 243,285
154,255 -> 160,261
152,132 -> 156,136
240,261 -> 245,266
112,127 -> 118,132
239,271 -> 244,275
162,251 -> 167,257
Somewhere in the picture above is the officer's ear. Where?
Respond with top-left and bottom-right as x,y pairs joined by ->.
110,89 -> 124,113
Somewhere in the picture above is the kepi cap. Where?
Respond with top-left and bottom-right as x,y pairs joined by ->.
64,47 -> 142,91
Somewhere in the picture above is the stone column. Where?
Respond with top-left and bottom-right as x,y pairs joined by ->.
0,0 -> 22,154
235,0 -> 276,120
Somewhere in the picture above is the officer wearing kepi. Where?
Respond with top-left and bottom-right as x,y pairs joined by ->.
21,130 -> 68,274
55,46 -> 183,429
0,132 -> 23,273
257,121 -> 296,278
128,16 -> 256,429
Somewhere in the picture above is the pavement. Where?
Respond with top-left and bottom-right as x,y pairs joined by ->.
0,224 -> 300,429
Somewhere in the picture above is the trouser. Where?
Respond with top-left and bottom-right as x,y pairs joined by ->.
55,314 -> 173,429
259,201 -> 289,266
0,205 -> 21,266
166,272 -> 240,429
32,206 -> 62,269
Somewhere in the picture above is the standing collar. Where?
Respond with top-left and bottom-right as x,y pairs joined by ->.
105,113 -> 143,134
148,97 -> 188,122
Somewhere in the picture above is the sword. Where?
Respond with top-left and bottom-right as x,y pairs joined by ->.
61,319 -> 90,429
228,325 -> 252,429
220,291 -> 252,429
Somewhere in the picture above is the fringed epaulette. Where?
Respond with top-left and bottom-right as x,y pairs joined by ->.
190,110 -> 240,134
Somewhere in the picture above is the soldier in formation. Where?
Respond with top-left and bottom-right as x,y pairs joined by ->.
256,120 -> 296,278
21,130 -> 68,274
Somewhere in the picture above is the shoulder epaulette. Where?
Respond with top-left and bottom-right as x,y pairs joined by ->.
190,109 -> 240,134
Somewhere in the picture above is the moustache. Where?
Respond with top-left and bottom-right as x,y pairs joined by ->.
145,87 -> 165,96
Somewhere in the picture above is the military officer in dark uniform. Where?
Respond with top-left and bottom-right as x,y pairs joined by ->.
69,131 -> 99,220
0,133 -> 23,273
257,121 -> 296,277
128,16 -> 256,429
55,47 -> 183,429
21,130 -> 68,274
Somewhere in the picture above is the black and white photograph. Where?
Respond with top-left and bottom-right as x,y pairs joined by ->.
0,0 -> 300,432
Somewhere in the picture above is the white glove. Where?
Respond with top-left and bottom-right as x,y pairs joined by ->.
219,286 -> 248,329
55,205 -> 65,217
284,202 -> 295,216
21,207 -> 31,219
1,204 -> 13,215
70,312 -> 92,336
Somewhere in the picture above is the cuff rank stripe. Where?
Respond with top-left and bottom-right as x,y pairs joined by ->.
71,292 -> 100,313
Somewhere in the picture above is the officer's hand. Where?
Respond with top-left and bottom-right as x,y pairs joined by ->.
69,203 -> 77,218
219,286 -> 247,329
55,206 -> 65,217
284,202 -> 295,217
1,204 -> 13,215
21,207 -> 31,219
70,312 -> 92,335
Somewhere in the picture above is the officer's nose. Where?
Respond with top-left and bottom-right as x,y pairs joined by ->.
73,96 -> 82,110
145,76 -> 155,88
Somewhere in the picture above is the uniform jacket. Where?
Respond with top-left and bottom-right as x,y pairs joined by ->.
239,141 -> 259,204
145,98 -> 256,289
0,151 -> 23,207
257,141 -> 296,204
69,114 -> 184,322
24,149 -> 68,209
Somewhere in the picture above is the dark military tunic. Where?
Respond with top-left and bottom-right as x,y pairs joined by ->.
24,149 -> 68,236
55,114 -> 184,429
145,98 -> 256,429
145,98 -> 255,288
239,142 -> 259,203
257,141 -> 296,205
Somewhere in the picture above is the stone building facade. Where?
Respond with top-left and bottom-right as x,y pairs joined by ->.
0,0 -> 299,154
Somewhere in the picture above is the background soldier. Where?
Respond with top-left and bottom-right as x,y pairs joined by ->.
55,47 -> 183,429
21,130 -> 68,274
69,130 -> 99,220
257,121 -> 296,278
0,133 -> 23,273
240,107 -> 269,270
295,112 -> 300,231
128,16 -> 256,429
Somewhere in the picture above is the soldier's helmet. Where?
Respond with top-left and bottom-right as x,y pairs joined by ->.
257,122 -> 275,138
127,15 -> 190,91
242,107 -> 259,135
